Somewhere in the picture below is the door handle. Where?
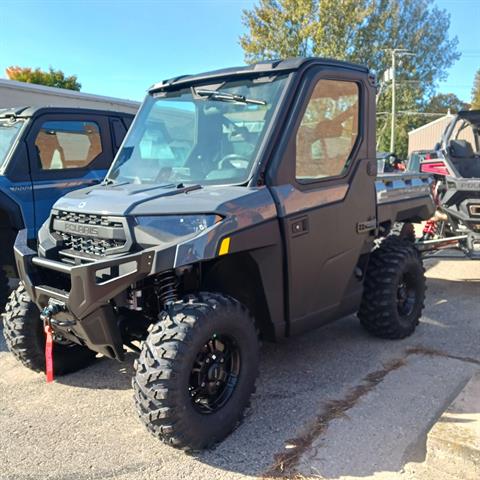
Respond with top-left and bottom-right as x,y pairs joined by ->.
290,216 -> 309,237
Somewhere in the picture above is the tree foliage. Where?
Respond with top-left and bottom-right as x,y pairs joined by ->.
6,66 -> 81,91
472,69 -> 480,110
240,0 -> 460,158
425,93 -> 469,114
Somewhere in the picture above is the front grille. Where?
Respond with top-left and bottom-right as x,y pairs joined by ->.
52,210 -> 127,257
53,210 -> 123,228
57,233 -> 125,256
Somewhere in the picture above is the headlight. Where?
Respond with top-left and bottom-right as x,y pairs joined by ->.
134,215 -> 221,244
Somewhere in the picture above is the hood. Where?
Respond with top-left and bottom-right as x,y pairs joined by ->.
52,182 -> 277,221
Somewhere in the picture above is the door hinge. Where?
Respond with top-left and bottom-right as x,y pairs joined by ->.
256,172 -> 265,186
367,160 -> 377,177
357,218 -> 377,234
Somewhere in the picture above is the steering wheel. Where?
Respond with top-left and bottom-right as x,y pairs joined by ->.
218,154 -> 250,170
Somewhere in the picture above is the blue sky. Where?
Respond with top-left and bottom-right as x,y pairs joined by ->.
0,0 -> 478,103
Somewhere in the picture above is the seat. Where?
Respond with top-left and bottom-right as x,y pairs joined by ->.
35,130 -> 65,169
448,140 -> 480,178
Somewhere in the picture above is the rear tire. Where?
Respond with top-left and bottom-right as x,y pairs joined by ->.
359,236 -> 426,339
133,292 -> 259,450
0,267 -> 10,313
2,284 -> 97,375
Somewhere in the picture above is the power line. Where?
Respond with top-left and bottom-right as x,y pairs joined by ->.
377,111 -> 449,117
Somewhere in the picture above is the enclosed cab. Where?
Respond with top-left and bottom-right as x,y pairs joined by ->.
5,58 -> 434,450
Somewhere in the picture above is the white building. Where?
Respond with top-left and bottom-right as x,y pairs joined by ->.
0,78 -> 139,114
408,114 -> 454,154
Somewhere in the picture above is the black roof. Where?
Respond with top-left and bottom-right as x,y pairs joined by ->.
0,106 -> 135,119
457,110 -> 480,122
150,57 -> 370,93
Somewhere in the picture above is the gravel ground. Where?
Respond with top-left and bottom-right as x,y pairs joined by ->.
0,257 -> 479,480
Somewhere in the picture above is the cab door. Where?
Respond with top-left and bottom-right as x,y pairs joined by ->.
269,67 -> 377,335
26,113 -> 113,233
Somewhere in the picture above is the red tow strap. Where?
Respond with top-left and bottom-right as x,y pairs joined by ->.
44,325 -> 54,383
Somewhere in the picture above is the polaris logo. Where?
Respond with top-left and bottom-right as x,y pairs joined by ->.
64,223 -> 99,236
52,218 -> 126,240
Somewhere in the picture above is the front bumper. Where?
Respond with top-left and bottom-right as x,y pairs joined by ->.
14,229 -> 168,360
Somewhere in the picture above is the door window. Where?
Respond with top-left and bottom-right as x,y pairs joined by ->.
35,120 -> 102,170
296,79 -> 359,181
111,118 -> 127,149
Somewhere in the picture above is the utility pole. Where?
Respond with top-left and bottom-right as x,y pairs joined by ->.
388,48 -> 414,154
390,49 -> 396,153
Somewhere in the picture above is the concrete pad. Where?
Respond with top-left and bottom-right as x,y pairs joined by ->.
424,372 -> 480,480
296,355 -> 476,479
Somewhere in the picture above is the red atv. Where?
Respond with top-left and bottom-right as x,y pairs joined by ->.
419,110 -> 480,257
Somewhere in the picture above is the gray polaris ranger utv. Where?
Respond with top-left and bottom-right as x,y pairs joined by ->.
4,58 -> 434,450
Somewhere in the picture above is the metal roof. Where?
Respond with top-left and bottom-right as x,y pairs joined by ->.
0,105 -> 135,119
0,78 -> 140,109
408,114 -> 454,136
456,109 -> 480,122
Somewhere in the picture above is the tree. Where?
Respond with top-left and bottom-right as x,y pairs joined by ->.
241,0 -> 458,92
472,69 -> 480,110
425,93 -> 469,114
240,0 -> 460,158
6,66 -> 81,91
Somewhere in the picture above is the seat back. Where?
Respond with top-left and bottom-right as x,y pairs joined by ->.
447,140 -> 480,178
448,139 -> 474,158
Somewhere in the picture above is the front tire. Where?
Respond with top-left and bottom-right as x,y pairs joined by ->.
358,236 -> 426,339
2,284 -> 97,375
133,292 -> 259,450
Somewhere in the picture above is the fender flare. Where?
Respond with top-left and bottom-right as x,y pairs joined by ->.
0,190 -> 24,231
0,190 -> 24,268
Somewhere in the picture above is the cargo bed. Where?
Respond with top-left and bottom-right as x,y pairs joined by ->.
376,172 -> 434,225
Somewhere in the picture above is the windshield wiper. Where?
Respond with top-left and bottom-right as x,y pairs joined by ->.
195,89 -> 266,106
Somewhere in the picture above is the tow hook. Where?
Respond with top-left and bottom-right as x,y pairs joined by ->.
40,302 -> 64,326
40,301 -> 75,327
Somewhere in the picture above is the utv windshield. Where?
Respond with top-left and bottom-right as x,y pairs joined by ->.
0,119 -> 24,170
107,75 -> 288,185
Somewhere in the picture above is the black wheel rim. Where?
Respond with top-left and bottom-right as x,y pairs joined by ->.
189,334 -> 241,414
397,272 -> 417,317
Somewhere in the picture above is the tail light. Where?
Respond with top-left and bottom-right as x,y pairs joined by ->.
420,161 -> 450,176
